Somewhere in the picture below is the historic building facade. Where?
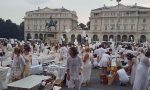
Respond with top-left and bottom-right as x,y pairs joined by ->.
24,7 -> 78,43
24,4 -> 150,44
90,4 -> 150,43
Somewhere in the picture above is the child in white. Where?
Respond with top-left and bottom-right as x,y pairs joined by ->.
92,54 -> 99,68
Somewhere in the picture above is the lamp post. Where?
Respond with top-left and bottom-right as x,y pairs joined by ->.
114,0 -> 122,48
65,28 -> 71,43
82,31 -> 86,45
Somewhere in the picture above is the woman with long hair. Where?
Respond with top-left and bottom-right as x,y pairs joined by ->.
82,47 -> 92,86
11,47 -> 26,81
22,44 -> 32,77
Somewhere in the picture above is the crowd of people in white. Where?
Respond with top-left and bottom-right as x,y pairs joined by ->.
0,39 -> 150,90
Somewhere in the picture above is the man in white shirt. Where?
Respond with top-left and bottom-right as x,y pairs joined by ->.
59,44 -> 68,62
97,45 -> 106,61
116,66 -> 129,85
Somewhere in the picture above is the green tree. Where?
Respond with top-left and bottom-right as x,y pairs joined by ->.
78,23 -> 86,30
0,18 -> 24,40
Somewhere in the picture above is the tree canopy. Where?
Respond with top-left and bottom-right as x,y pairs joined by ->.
0,18 -> 24,40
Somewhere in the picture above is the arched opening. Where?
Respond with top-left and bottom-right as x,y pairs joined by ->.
140,35 -> 146,43
103,35 -> 108,41
27,33 -> 32,40
77,34 -> 82,44
128,35 -> 134,42
34,34 -> 38,39
39,34 -> 43,40
71,34 -> 75,43
93,35 -> 98,41
63,34 -> 68,43
122,35 -> 127,42
117,35 -> 121,42
109,35 -> 114,41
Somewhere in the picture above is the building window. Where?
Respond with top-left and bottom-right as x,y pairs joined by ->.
111,19 -> 114,23
142,24 -> 146,30
27,25 -> 30,30
95,26 -> 97,30
105,25 -> 107,30
47,34 -> 54,37
117,24 -> 120,30
124,19 -> 127,23
118,19 -> 121,23
63,25 -> 66,30
34,25 -> 37,30
110,24 -> 115,30
131,24 -> 135,30
40,25 -> 42,29
143,19 -> 146,23
104,19 -> 108,23
123,24 -> 127,30
95,20 -> 97,23
94,13 -> 99,16
131,19 -> 134,23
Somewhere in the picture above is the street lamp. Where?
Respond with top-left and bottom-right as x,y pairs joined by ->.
113,0 -> 122,48
82,31 -> 86,44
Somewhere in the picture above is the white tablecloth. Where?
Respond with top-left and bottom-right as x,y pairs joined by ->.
0,67 -> 11,89
32,53 -> 56,65
8,75 -> 50,89
30,64 -> 43,75
47,65 -> 66,80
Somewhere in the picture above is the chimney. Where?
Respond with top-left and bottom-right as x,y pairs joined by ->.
135,3 -> 137,6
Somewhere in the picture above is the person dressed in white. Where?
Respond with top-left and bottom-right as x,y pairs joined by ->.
11,47 -> 26,81
59,44 -> 68,63
82,47 -> 92,86
40,43 -> 45,53
130,50 -> 139,85
77,45 -> 83,58
67,47 -> 82,90
133,49 -> 150,90
97,45 -> 106,62
98,49 -> 112,68
43,43 -> 49,54
116,67 -> 129,84
92,54 -> 99,68
94,46 -> 99,56
7,42 -> 13,51
98,49 -> 112,75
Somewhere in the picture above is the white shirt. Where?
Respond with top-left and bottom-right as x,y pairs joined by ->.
98,53 -> 112,67
117,69 -> 129,83
94,48 -> 99,55
59,46 -> 68,58
98,48 -> 106,58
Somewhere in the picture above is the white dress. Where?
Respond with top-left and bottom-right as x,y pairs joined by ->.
133,55 -> 150,90
130,51 -> 140,85
82,53 -> 92,83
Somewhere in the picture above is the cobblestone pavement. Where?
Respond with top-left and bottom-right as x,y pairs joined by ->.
61,68 -> 132,90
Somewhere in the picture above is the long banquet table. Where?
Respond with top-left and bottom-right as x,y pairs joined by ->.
8,75 -> 50,90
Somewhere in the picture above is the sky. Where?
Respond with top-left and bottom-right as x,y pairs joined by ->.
0,0 -> 150,25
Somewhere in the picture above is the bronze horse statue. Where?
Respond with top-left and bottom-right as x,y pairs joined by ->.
45,16 -> 57,30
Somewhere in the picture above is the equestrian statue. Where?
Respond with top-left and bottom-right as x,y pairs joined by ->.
45,16 -> 57,30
